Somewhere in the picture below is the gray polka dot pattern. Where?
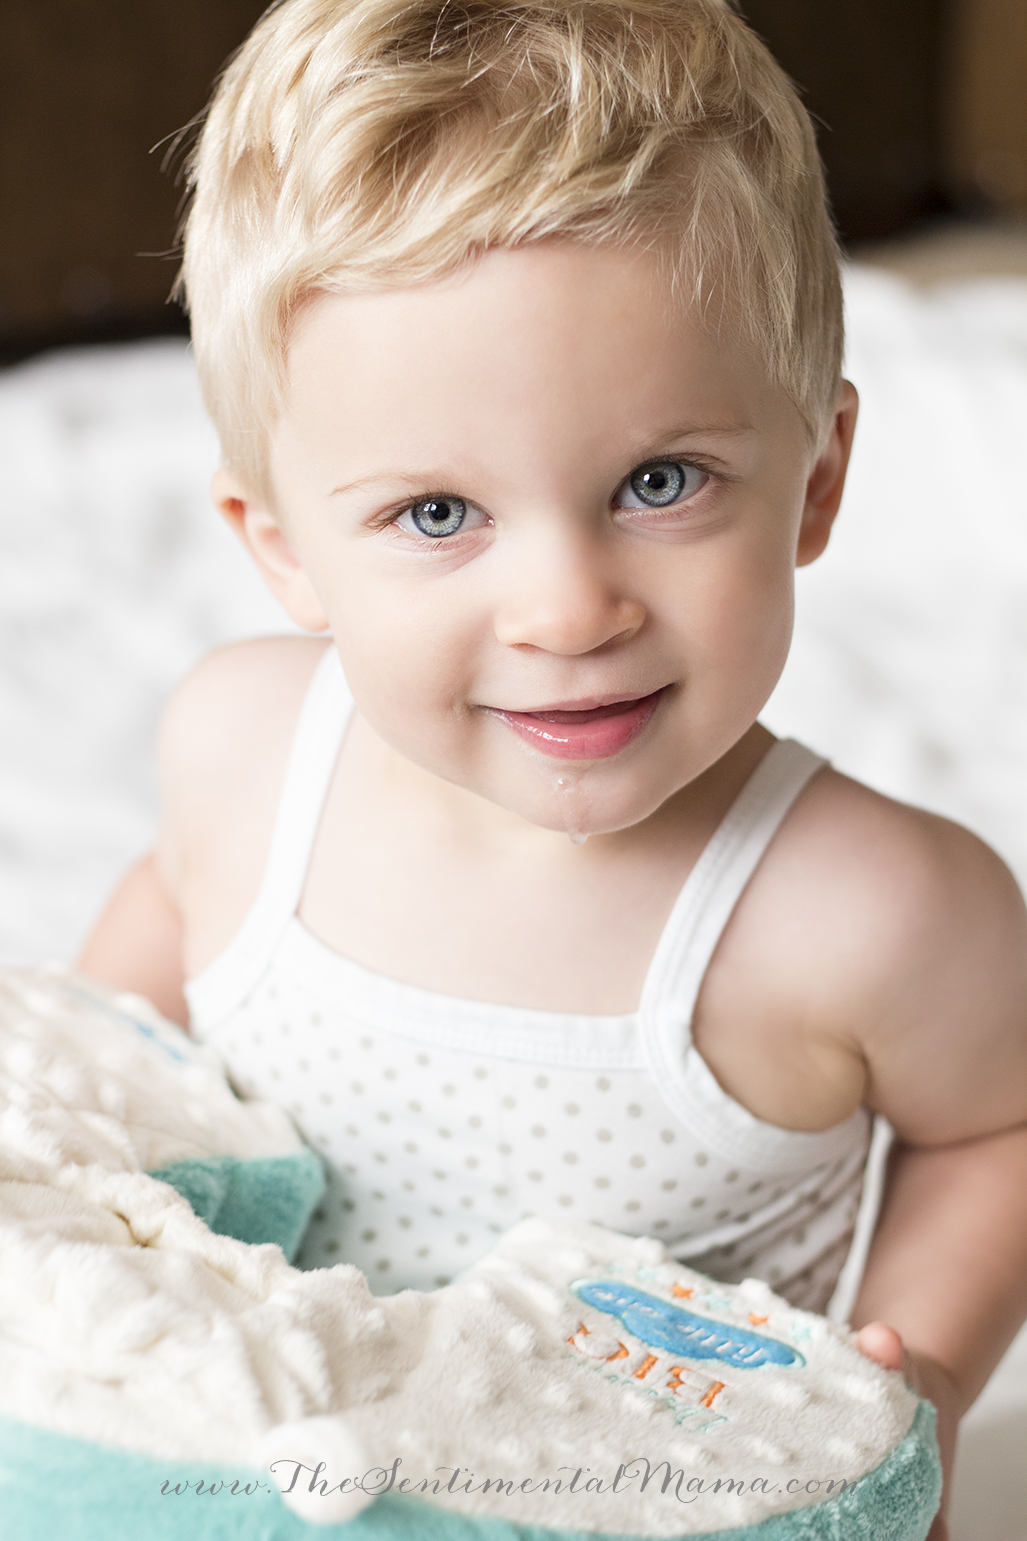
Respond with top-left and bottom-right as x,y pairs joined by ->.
211,964 -> 871,1304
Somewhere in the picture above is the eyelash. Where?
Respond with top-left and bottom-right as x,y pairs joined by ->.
385,494 -> 489,546
614,457 -> 718,513
381,456 -> 722,542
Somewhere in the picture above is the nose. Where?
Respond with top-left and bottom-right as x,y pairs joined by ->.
492,525 -> 646,655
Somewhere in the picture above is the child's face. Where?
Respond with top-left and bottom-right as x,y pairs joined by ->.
226,241 -> 852,839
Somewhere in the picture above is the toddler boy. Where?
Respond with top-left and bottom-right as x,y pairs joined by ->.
80,5 -> 1027,1535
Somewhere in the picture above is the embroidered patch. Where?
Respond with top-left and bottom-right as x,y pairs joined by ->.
566,1320 -> 728,1428
572,1279 -> 804,1369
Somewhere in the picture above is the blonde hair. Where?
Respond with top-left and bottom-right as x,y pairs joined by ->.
178,0 -> 843,502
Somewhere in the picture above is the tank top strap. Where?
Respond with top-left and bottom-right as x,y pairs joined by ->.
184,644 -> 353,1026
639,739 -> 827,1150
251,644 -> 353,922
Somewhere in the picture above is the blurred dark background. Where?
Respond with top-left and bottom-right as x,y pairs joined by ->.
2,0 -> 1026,364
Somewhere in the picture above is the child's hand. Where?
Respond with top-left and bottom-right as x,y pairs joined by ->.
856,1322 -> 959,1541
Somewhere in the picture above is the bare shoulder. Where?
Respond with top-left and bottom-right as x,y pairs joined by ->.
778,766 -> 1024,947
159,635 -> 329,785
155,636 -> 330,970
158,635 -> 329,835
698,761 -> 1027,1139
769,766 -> 1027,1139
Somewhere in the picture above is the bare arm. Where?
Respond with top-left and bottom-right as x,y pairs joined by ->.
854,1124 -> 1027,1412
839,815 -> 1027,1538
77,636 -> 326,1029
77,853 -> 189,1027
853,1123 -> 1027,1537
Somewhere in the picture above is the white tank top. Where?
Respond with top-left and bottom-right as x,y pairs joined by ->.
186,648 -> 884,1318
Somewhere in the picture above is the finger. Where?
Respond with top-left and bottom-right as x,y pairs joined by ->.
855,1320 -> 906,1373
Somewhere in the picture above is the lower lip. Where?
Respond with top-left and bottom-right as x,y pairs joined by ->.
489,690 -> 665,761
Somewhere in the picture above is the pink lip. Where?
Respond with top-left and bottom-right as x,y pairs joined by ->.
488,688 -> 665,760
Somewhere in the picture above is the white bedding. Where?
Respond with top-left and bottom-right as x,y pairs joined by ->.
1,265 -> 1025,1537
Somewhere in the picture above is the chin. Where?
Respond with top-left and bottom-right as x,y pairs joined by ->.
495,764 -> 674,840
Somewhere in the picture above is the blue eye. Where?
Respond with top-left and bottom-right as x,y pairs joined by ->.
616,460 -> 707,510
401,495 -> 467,538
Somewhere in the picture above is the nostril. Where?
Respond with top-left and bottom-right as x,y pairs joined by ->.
494,595 -> 645,655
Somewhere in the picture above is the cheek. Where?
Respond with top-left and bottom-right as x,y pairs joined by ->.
327,578 -> 481,751
671,531 -> 795,695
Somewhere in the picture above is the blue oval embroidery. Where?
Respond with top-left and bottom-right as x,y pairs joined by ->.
573,1280 -> 804,1369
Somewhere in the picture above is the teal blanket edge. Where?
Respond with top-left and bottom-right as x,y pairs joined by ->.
0,1399 -> 941,1541
3,1154 -> 939,1539
147,1149 -> 326,1262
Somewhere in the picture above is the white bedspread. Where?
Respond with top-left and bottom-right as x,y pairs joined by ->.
1,266 -> 1025,1538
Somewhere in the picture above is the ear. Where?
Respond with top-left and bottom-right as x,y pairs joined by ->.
795,380 -> 859,568
211,467 -> 331,632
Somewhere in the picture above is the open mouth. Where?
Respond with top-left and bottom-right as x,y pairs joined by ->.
488,688 -> 666,761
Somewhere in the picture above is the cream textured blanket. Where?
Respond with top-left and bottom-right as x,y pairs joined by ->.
0,966 -> 929,1536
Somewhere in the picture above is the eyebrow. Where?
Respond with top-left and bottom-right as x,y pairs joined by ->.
621,423 -> 757,477
329,469 -> 451,500
327,423 -> 757,500
639,421 -> 756,447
